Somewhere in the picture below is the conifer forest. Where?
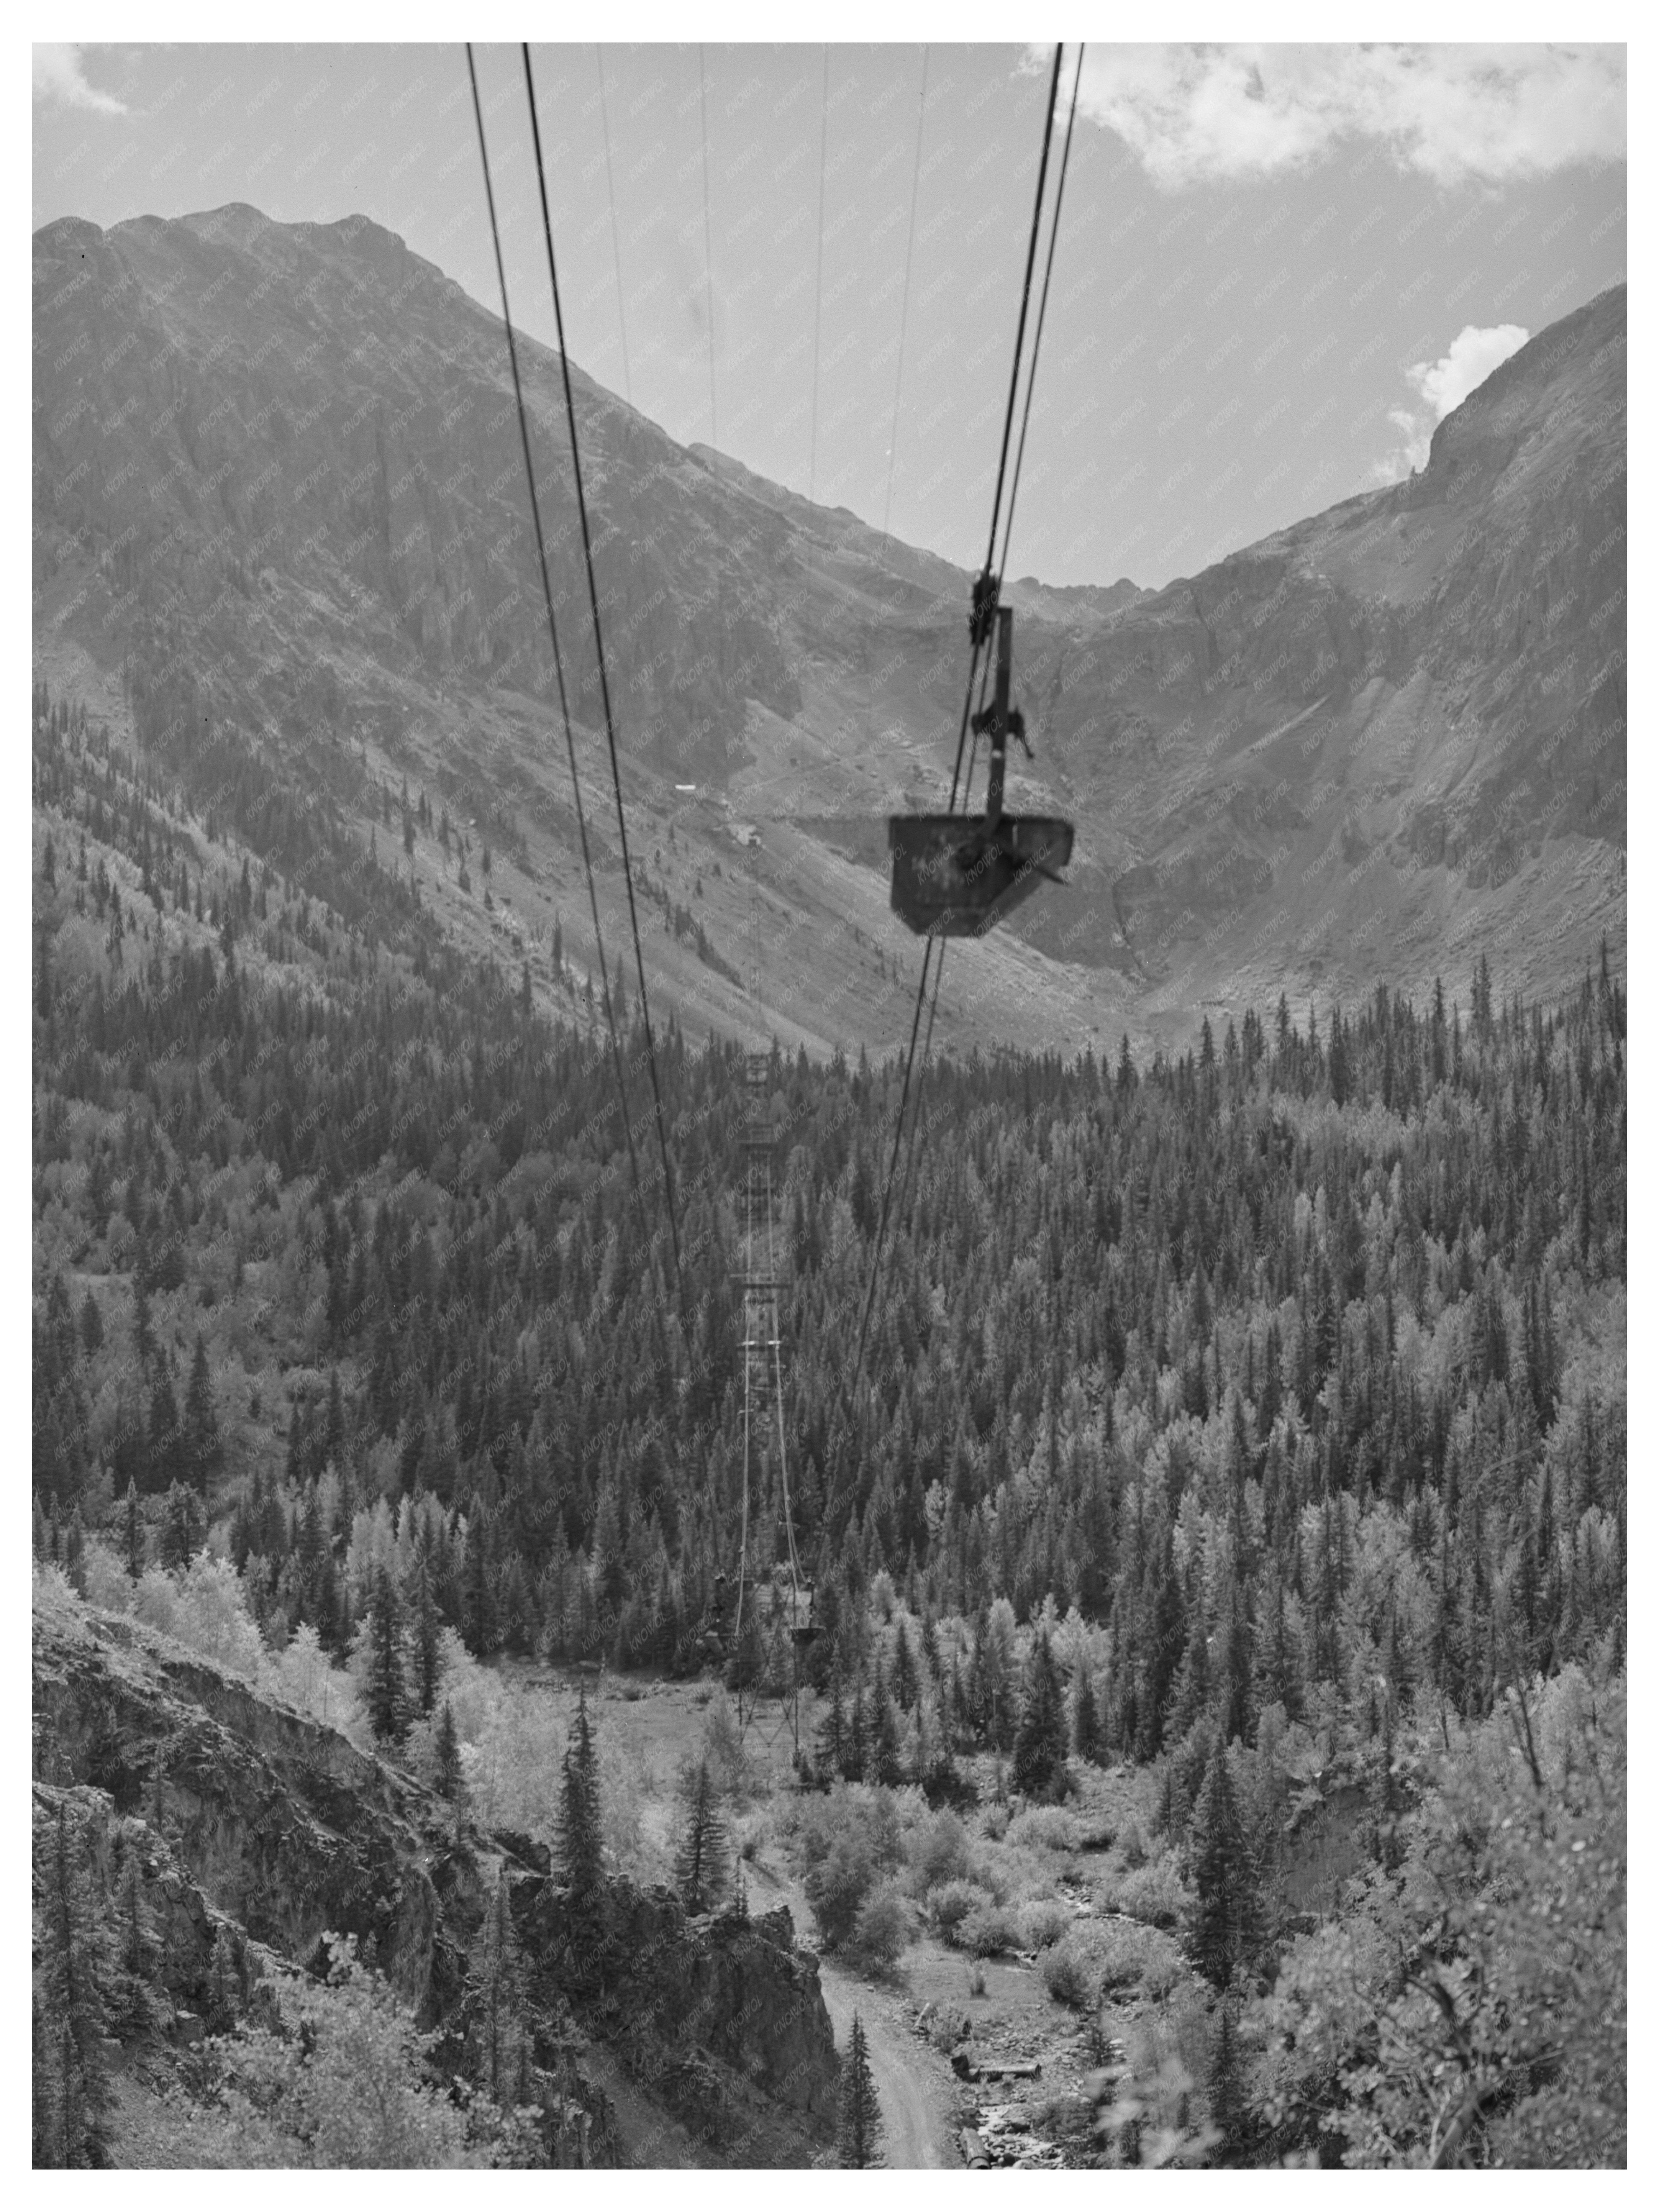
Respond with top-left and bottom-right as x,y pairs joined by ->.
31,676 -> 1626,2167
32,34 -> 1627,2174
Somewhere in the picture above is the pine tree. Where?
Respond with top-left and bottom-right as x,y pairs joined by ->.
122,1480 -> 144,1579
182,1333 -> 221,1490
408,1554 -> 443,1717
557,1687 -> 603,1899
1072,1665 -> 1101,1764
674,1760 -> 729,1915
361,1564 -> 410,1746
206,1922 -> 242,2034
1208,1996 -> 1248,2159
892,1618 -> 918,1709
32,1799 -> 117,2168
1012,1631 -> 1068,1801
845,1673 -> 869,1782
475,1870 -> 530,2110
816,1666 -> 847,1777
838,2012 -> 884,2168
158,1480 -> 203,1569
146,1368 -> 181,1490
434,1699 -> 466,1806
461,1501 -> 498,1655
870,1662 -> 903,1787
111,1855 -> 159,2035
1189,1732 -> 1263,1990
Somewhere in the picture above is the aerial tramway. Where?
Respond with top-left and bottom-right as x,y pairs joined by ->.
465,41 -> 1082,1732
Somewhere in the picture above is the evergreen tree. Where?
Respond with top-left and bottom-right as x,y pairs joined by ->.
111,1855 -> 160,2035
407,1555 -> 443,1717
1208,1996 -> 1247,2159
845,1671 -> 869,1783
182,1334 -> 221,1490
206,1922 -> 242,2034
557,1687 -> 603,1899
474,1871 -> 530,2111
892,1618 -> 918,1709
361,1564 -> 410,1746
1072,1665 -> 1101,1764
433,1699 -> 466,1807
1012,1631 -> 1068,1801
870,1662 -> 903,1787
1189,1732 -> 1263,1990
837,2012 -> 884,2168
159,1480 -> 204,1569
32,1799 -> 116,2169
122,1480 -> 144,1580
461,1502 -> 498,1655
815,1666 -> 847,1777
146,1369 -> 182,1492
674,1759 -> 729,1915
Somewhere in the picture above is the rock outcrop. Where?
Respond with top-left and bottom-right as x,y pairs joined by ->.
32,1600 -> 838,2166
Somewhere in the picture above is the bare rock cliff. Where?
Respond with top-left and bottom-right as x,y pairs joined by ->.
33,1602 -> 837,2165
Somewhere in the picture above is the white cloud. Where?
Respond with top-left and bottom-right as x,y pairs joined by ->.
33,44 -> 126,116
1368,322 -> 1530,483
1050,44 -> 1624,190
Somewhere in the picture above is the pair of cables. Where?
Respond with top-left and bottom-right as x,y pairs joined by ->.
466,43 -> 684,1313
851,42 -> 1085,1409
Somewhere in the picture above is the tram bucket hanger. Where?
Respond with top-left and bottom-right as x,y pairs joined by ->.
887,589 -> 1074,936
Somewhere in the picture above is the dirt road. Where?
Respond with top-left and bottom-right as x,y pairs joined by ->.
757,1859 -> 959,2170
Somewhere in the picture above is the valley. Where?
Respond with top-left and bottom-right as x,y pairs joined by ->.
32,207 -> 1625,1058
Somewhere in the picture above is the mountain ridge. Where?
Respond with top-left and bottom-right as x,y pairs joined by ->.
33,203 -> 1625,1053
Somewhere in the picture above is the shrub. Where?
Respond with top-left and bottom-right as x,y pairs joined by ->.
960,1902 -> 1023,1958
1061,1914 -> 1187,2002
1042,1936 -> 1096,2010
274,1623 -> 368,1744
852,1882 -> 912,1970
701,1692 -> 752,1806
910,1809 -> 972,1897
792,1784 -> 906,1884
932,1879 -> 996,1944
1109,1851 -> 1191,1930
1006,1805 -> 1079,1854
804,1835 -> 877,1951
81,1537 -> 136,1613
124,1934 -> 529,2166
129,1555 -> 272,1685
31,1559 -> 86,1640
1093,1917 -> 1170,1994
1020,1897 -> 1071,1951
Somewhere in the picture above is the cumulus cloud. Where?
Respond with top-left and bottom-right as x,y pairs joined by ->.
1048,44 -> 1624,190
33,44 -> 126,116
1368,323 -> 1530,483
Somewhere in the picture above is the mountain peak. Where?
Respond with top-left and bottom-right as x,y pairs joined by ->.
1426,281 -> 1625,478
30,208 -> 1625,1044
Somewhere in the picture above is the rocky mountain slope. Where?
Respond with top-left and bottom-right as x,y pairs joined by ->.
33,1588 -> 837,2166
33,203 -> 1624,1053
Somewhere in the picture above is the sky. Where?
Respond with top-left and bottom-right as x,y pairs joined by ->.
32,33 -> 1627,592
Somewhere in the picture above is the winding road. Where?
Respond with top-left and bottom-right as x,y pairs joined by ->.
757,1859 -> 959,2170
